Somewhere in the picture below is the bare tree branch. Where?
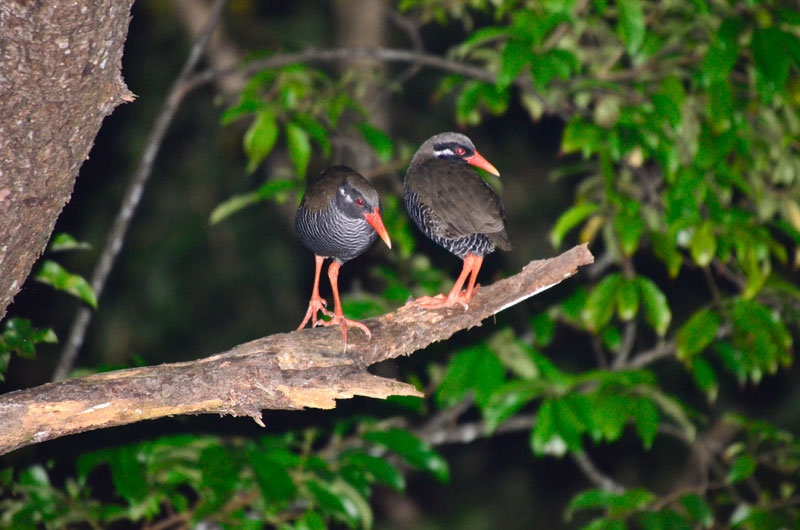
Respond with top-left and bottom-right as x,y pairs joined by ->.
571,452 -> 625,494
185,47 -> 569,119
0,245 -> 594,456
53,0 -> 229,381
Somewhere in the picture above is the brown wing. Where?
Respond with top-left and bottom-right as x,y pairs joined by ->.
301,167 -> 350,211
413,158 -> 507,240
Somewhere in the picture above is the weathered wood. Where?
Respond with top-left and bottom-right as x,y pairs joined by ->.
0,245 -> 593,455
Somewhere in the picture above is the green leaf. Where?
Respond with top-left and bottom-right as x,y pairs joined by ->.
592,391 -> 629,443
636,387 -> 695,441
294,113 -> 331,157
209,191 -> 262,225
330,479 -> 373,530
568,488 -> 655,519
583,273 -> 623,332
456,25 -> 508,57
244,109 -> 279,173
650,232 -> 682,278
48,233 -> 92,252
701,17 -> 742,81
568,488 -> 618,515
617,0 -> 646,56
357,123 -> 393,162
364,429 -> 449,482
636,276 -> 671,336
436,343 -> 506,409
681,494 -> 713,528
0,317 -> 57,362
248,450 -> 297,504
295,511 -> 327,530
653,76 -> 686,129
532,399 -> 567,456
616,277 -> 640,322
615,199 -> 644,256
689,222 -> 716,267
530,49 -> 579,89
210,179 -> 298,224
689,356 -> 719,402
751,28 -> 791,92
286,121 -> 312,177
342,452 -> 405,492
551,202 -> 600,249
560,286 -> 588,324
242,108 -> 278,173
707,78 -> 733,131
630,396 -> 659,449
638,509 -> 693,530
108,445 -> 148,504
561,117 -> 603,157
497,39 -> 532,89
530,312 -> 556,348
727,454 -> 756,484
307,479 -> 359,528
532,394 -> 593,455
34,260 -> 97,308
195,445 -> 239,519
455,81 -> 484,126
676,309 -> 720,361
483,381 -> 542,433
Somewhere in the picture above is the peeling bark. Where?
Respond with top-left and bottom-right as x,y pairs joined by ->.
0,0 -> 135,320
0,245 -> 593,455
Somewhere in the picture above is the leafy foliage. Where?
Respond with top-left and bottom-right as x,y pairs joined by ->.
0,318 -> 56,382
0,428 -> 445,529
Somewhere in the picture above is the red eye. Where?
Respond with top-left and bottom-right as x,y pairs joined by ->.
355,198 -> 365,207
455,147 -> 466,155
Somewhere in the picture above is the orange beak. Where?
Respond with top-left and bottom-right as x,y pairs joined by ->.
363,207 -> 392,249
465,150 -> 500,176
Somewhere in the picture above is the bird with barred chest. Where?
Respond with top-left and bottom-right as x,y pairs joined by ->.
295,166 -> 392,347
404,132 -> 511,309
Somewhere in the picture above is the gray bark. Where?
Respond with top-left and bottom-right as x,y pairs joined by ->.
0,0 -> 135,320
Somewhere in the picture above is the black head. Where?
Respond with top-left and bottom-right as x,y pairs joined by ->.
329,168 -> 381,220
413,132 -> 500,176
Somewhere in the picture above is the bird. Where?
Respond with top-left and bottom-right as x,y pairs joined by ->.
295,165 -> 391,346
403,132 -> 510,309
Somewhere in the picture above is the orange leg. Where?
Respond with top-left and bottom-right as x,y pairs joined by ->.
463,255 -> 483,303
297,255 -> 333,330
413,253 -> 483,310
314,260 -> 372,347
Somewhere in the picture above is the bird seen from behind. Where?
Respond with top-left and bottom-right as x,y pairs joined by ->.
295,166 -> 391,347
403,132 -> 510,309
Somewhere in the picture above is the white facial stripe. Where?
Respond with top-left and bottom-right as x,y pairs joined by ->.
434,148 -> 454,157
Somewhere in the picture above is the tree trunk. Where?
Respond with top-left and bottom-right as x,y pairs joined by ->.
0,0 -> 135,320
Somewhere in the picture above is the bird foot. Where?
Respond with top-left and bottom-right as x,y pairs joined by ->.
316,315 -> 372,350
296,297 -> 334,330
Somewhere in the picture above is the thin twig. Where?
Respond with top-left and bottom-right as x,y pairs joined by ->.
185,46 -> 569,119
625,340 -> 676,370
572,451 -> 626,494
52,0 -> 229,381
612,321 -> 637,369
387,10 -> 425,86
